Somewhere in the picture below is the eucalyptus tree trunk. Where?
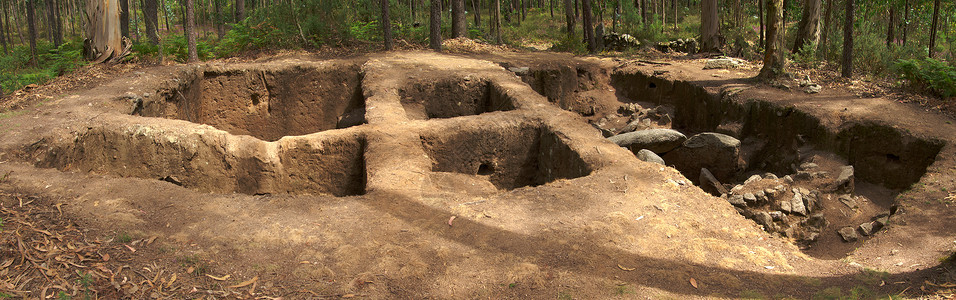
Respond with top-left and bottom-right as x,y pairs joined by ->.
451,0 -> 465,37
234,0 -> 244,22
142,0 -> 159,44
119,0 -> 128,38
381,0 -> 393,50
27,0 -> 39,66
818,0 -> 832,58
582,0 -> 595,53
564,0 -> 574,34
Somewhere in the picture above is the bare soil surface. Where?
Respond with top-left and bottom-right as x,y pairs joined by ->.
1,50 -> 955,299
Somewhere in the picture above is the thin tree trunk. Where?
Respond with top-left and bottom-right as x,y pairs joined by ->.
382,0 -> 393,50
841,0 -> 853,77
162,0 -> 170,31
521,0 -> 526,21
673,0 -> 677,30
45,0 -> 54,46
549,0 -> 553,17
582,0 -> 595,53
901,0 -> 908,46
792,0 -> 820,53
430,0 -> 441,50
451,0 -> 465,37
886,5 -> 895,47
143,0 -> 159,44
928,0 -> 939,58
0,0 -> 6,53
660,0 -> 665,33
575,0 -> 579,19
120,0 -> 129,38
758,0 -> 764,47
640,0 -> 645,26
214,0 -> 223,38
13,0 -> 24,44
27,0 -> 38,66
759,0 -> 784,79
819,0 -> 832,58
185,0 -> 198,63
495,0 -> 501,43
700,0 -> 718,52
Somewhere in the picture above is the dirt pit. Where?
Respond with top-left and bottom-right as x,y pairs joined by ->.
511,63 -> 947,259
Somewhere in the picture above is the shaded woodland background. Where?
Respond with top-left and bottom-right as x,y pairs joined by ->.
0,0 -> 953,97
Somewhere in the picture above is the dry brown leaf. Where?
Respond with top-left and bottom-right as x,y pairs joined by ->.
101,253 -> 110,262
206,274 -> 231,281
617,264 -> 635,271
166,273 -> 177,288
145,236 -> 158,246
228,276 -> 258,288
690,278 -> 698,289
448,216 -> 456,226
186,267 -> 195,274
124,245 -> 136,252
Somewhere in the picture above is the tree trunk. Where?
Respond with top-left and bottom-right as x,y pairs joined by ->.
13,0 -> 24,44
430,0 -> 441,50
234,0 -> 244,22
549,0 -> 553,17
495,0 -> 501,43
474,0 -> 481,29
0,0 -> 7,53
700,0 -> 718,52
451,0 -> 465,37
214,0 -> 223,39
582,0 -> 595,53
382,0 -> 393,50
86,0 -> 123,62
27,0 -> 39,66
886,5 -> 895,47
840,0 -> 852,78
758,0 -> 785,79
819,0 -> 832,58
928,0 -> 939,58
185,0 -> 198,62
565,0 -> 574,34
521,0 -> 526,21
46,0 -> 57,46
792,0 -> 820,53
143,0 -> 159,44
119,0 -> 128,37
901,0 -> 908,46
758,0 -> 764,47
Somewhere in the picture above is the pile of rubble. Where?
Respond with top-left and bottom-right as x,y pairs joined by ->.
654,38 -> 699,54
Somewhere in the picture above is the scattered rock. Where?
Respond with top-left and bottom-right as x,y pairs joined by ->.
779,200 -> 792,213
763,173 -> 779,180
754,212 -> 774,230
834,166 -> 855,193
703,57 -> 746,69
743,193 -> 757,205
608,129 -> 687,154
508,67 -> 531,76
794,171 -> 813,180
755,190 -> 767,202
636,149 -> 666,165
769,211 -> 785,221
838,227 -> 860,242
744,174 -> 763,185
699,168 -> 728,195
875,216 -> 890,228
783,175 -> 794,184
838,195 -> 858,209
618,103 -> 644,116
663,132 -> 741,183
805,84 -> 822,94
859,222 -> 876,236
799,162 -> 819,170
727,194 -> 746,207
791,193 -> 807,216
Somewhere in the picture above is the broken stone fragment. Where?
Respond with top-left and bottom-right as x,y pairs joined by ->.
508,67 -> 531,75
798,187 -> 810,195
805,84 -> 822,94
636,149 -> 666,165
764,188 -> 777,198
744,174 -> 763,185
617,103 -> 644,116
769,211 -> 785,221
727,194 -> 746,207
791,193 -> 807,216
743,193 -> 757,205
699,167 -> 728,195
763,173 -> 779,180
783,176 -> 794,184
779,200 -> 792,213
799,162 -> 819,170
755,190 -> 767,202
838,227 -> 860,242
662,132 -> 742,183
608,129 -> 687,154
859,222 -> 876,236
794,171 -> 813,180
838,195 -> 858,209
754,212 -> 774,231
875,216 -> 890,228
834,166 -> 855,193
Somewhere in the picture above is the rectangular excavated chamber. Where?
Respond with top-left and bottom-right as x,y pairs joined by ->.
420,122 -> 592,190
150,65 -> 365,142
399,78 -> 516,120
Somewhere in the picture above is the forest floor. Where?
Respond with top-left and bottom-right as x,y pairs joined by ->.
1,46 -> 956,299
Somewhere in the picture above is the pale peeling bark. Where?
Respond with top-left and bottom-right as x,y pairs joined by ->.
699,0 -> 719,52
86,0 -> 126,63
759,0 -> 785,79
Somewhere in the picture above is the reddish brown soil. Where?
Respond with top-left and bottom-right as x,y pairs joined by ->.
0,50 -> 955,299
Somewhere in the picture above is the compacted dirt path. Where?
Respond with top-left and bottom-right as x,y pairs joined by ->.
0,51 -> 954,299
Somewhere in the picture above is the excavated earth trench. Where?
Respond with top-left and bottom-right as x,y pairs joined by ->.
1,52 -> 954,298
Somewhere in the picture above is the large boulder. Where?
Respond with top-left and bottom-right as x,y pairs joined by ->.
608,129 -> 687,154
663,132 -> 741,183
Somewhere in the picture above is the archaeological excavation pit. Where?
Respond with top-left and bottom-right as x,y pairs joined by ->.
398,76 -> 516,120
420,121 -> 592,191
523,68 -> 949,259
141,64 -> 366,142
